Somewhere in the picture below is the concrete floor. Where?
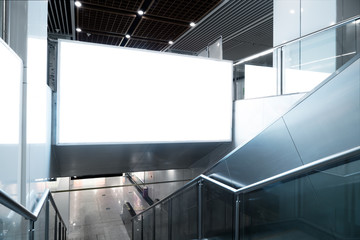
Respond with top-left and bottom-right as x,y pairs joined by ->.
68,177 -> 149,240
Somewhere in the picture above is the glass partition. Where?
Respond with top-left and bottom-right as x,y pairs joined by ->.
142,208 -> 154,240
34,202 -> 47,240
283,19 -> 358,95
240,154 -> 360,239
234,16 -> 360,100
171,184 -> 198,240
0,204 -> 29,239
202,180 -> 235,240
133,216 -> 142,240
154,200 -> 169,240
234,49 -> 279,100
49,200 -> 56,240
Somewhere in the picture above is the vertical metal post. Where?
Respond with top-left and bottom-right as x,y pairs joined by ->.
153,208 -> 156,240
45,200 -> 50,240
1,0 -> 6,40
58,222 -> 62,240
198,180 -> 203,239
54,214 -> 57,240
234,194 -> 240,240
29,220 -> 35,240
141,215 -> 144,240
131,219 -> 134,240
168,199 -> 172,240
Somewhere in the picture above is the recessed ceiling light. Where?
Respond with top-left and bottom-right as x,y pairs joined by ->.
75,1 -> 82,7
168,40 -> 174,45
190,22 -> 196,27
76,28 -> 82,32
137,10 -> 144,16
125,34 -> 131,39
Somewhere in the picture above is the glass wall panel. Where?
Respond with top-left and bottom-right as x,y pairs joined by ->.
202,181 -> 234,240
171,184 -> 198,240
283,20 -> 358,95
133,217 -> 142,240
49,200 -> 56,240
241,155 -> 360,239
143,209 -> 154,240
0,204 -> 28,239
155,200 -> 169,240
34,202 -> 46,240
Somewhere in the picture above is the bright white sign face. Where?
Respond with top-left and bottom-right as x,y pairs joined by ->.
57,40 -> 232,144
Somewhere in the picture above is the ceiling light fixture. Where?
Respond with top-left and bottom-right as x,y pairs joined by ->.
190,22 -> 196,27
75,1 -> 82,7
137,10 -> 144,16
76,28 -> 82,32
125,34 -> 131,39
168,40 -> 174,45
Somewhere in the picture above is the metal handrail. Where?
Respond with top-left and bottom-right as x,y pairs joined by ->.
235,146 -> 360,194
0,188 -> 67,229
0,190 -> 36,221
132,145 -> 360,220
233,14 -> 360,66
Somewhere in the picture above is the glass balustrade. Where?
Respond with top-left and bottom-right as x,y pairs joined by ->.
234,16 -> 360,100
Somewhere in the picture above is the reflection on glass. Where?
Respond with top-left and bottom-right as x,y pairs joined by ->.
143,209 -> 154,240
283,20 -> 358,94
171,185 -> 198,240
202,181 -> 234,240
0,204 -> 28,239
133,216 -> 142,240
155,201 -> 169,240
34,202 -> 46,240
242,155 -> 360,239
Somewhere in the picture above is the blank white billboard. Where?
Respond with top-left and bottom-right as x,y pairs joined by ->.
57,40 -> 232,144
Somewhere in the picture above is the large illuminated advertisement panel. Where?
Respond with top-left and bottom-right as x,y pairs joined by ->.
57,40 -> 232,144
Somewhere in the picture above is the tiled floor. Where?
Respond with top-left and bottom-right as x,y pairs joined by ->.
68,177 -> 149,240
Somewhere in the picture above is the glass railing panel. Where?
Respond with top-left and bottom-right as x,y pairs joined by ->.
0,204 -> 29,239
241,154 -> 360,239
234,49 -> 278,100
34,202 -> 47,240
171,184 -> 198,240
142,208 -> 154,240
154,200 -> 169,240
49,200 -> 56,240
132,216 -> 142,240
283,19 -> 359,95
202,181 -> 235,240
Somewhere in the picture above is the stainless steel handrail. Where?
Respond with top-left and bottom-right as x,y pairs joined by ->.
233,14 -> 360,66
0,188 -> 67,229
0,189 -> 36,221
235,146 -> 360,194
132,145 -> 360,220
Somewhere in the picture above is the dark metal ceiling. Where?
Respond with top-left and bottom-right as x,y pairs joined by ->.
48,0 -> 223,51
48,0 -> 273,60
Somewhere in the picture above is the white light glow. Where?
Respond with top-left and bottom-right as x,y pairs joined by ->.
137,10 -> 144,15
75,1 -> 82,7
76,28 -> 82,32
168,40 -> 174,45
190,22 -> 196,27
0,39 -> 22,144
125,34 -> 130,39
57,40 -> 232,144
244,65 -> 277,99
289,9 -> 295,14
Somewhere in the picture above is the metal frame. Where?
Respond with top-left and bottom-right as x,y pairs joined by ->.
131,146 -> 360,239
